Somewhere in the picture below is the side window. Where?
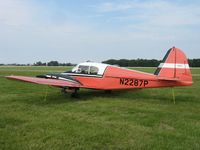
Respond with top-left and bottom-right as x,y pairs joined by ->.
77,65 -> 89,74
89,66 -> 99,75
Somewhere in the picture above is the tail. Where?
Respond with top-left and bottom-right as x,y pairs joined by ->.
154,47 -> 193,86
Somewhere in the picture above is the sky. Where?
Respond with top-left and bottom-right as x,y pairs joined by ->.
0,0 -> 200,64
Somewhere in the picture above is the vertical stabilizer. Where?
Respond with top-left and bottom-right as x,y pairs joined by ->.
155,47 -> 192,83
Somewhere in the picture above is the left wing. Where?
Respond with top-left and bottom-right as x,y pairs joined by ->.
6,76 -> 83,88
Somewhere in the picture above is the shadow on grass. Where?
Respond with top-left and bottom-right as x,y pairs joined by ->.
15,88 -> 186,106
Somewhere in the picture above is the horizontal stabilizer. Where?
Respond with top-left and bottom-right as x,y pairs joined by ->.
157,76 -> 180,81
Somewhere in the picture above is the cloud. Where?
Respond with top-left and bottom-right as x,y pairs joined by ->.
0,0 -> 36,27
88,1 -> 200,59
0,0 -> 90,63
95,1 -> 200,27
95,2 -> 135,12
91,0 -> 200,47
0,0 -> 199,63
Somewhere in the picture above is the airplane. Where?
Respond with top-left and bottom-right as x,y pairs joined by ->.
6,47 -> 193,97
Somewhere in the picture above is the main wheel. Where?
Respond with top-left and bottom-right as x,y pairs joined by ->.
105,90 -> 112,94
71,88 -> 79,98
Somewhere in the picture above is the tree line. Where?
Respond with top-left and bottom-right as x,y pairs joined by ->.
0,59 -> 200,67
0,61 -> 75,66
102,58 -> 200,67
33,61 -> 75,66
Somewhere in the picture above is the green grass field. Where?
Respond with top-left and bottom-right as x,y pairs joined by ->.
0,66 -> 200,150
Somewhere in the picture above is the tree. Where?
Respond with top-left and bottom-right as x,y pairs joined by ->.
47,61 -> 59,66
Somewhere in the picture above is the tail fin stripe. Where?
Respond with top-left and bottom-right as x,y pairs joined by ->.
158,63 -> 189,69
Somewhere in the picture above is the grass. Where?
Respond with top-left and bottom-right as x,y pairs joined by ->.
0,66 -> 200,150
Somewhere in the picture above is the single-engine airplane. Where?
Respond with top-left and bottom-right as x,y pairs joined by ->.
7,47 -> 193,97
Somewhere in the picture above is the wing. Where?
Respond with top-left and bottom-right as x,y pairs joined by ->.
6,76 -> 83,88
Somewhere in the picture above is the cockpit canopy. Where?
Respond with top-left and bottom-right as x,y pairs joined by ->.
72,62 -> 108,76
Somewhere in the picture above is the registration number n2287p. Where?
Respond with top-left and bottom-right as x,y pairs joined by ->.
120,78 -> 148,87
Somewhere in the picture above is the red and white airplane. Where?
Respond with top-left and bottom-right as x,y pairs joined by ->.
7,47 -> 193,97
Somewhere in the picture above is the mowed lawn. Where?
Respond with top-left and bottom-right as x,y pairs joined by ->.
0,66 -> 200,150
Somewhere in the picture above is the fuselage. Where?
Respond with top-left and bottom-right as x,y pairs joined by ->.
61,62 -> 190,90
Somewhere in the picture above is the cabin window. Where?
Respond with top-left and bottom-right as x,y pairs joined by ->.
89,66 -> 99,75
77,65 -> 89,74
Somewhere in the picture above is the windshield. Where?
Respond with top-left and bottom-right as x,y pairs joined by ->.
72,65 -> 99,75
71,63 -> 108,75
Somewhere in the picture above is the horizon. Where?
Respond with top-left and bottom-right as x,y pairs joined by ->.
1,57 -> 200,66
0,0 -> 200,64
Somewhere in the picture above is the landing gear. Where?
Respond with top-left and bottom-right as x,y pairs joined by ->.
61,87 -> 79,98
71,88 -> 79,98
61,87 -> 67,93
105,90 -> 112,94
